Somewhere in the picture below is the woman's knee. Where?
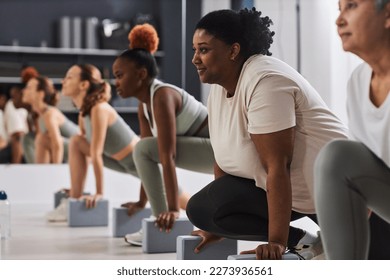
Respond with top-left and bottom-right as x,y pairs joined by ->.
69,135 -> 87,154
69,135 -> 80,149
315,140 -> 363,178
186,187 -> 214,230
133,137 -> 157,163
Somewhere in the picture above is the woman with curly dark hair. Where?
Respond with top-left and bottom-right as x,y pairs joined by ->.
47,64 -> 141,222
22,76 -> 79,163
186,8 -> 349,260
112,23 -> 214,246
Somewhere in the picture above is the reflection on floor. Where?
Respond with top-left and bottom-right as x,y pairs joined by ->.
1,203 -> 321,260
1,203 -> 175,260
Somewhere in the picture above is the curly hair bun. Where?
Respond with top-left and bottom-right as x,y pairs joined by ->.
128,23 -> 159,54
21,66 -> 39,84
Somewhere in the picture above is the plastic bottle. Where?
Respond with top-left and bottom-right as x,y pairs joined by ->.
0,190 -> 10,239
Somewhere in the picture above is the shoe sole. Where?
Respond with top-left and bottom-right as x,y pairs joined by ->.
124,236 -> 142,247
47,218 -> 67,222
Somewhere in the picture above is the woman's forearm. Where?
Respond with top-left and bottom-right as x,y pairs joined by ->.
51,142 -> 63,163
266,168 -> 292,248
161,156 -> 180,212
91,155 -> 104,195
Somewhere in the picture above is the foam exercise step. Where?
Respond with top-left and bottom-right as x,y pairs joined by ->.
227,253 -> 301,260
176,235 -> 237,260
112,207 -> 152,237
68,198 -> 109,227
54,189 -> 90,208
142,217 -> 194,253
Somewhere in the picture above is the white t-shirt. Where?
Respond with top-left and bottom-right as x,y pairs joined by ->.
0,110 -> 7,143
4,100 -> 28,137
208,55 -> 348,213
347,62 -> 390,167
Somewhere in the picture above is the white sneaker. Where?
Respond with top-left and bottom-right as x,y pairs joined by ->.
124,230 -> 143,246
288,231 -> 323,260
47,198 -> 68,222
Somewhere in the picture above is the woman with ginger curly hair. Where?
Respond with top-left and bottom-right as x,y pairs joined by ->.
113,23 -> 214,246
46,64 -> 142,222
22,76 -> 79,163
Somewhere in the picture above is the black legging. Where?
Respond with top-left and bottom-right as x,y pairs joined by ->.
0,144 -> 12,163
186,174 -> 318,248
368,213 -> 390,260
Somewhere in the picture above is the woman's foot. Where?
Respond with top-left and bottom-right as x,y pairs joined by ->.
124,230 -> 143,246
47,198 -> 68,222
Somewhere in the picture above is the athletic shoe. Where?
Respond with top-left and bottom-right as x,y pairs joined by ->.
47,198 -> 68,222
288,231 -> 323,260
124,230 -> 143,247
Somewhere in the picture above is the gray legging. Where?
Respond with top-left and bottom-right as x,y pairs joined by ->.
314,139 -> 390,259
102,152 -> 138,178
133,136 -> 214,217
22,132 -> 35,163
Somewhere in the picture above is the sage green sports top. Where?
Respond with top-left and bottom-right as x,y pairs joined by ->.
83,114 -> 136,156
38,115 -> 79,138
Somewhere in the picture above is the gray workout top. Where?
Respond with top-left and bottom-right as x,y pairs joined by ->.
83,114 -> 136,156
142,79 -> 208,137
38,114 -> 79,138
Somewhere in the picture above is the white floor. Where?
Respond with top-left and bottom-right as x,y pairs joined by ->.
1,203 -> 177,260
0,164 -> 320,260
1,203 -> 320,260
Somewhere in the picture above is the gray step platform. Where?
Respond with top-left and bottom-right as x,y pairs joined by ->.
228,253 -> 301,260
142,217 -> 194,253
177,235 -> 237,260
68,198 -> 109,227
54,190 -> 90,208
112,207 -> 152,237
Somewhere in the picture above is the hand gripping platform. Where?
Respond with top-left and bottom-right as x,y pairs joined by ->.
112,208 -> 152,237
67,198 -> 109,227
142,217 -> 194,253
176,235 -> 237,260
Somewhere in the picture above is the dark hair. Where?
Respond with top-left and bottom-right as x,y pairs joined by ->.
117,48 -> 159,79
376,0 -> 389,10
77,64 -> 110,116
35,76 -> 59,106
195,8 -> 275,59
0,84 -> 10,100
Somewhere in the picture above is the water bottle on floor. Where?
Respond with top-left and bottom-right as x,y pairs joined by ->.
0,190 -> 10,239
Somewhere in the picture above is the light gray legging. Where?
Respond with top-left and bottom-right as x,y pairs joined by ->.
314,139 -> 390,259
133,136 -> 214,217
22,132 -> 35,163
102,152 -> 138,178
